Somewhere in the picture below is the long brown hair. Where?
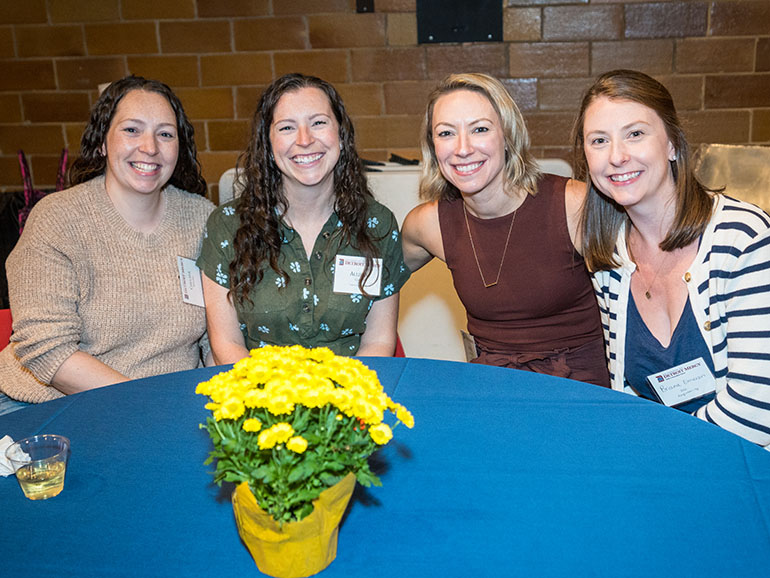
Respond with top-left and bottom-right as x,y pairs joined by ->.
571,69 -> 716,271
419,73 -> 541,202
69,75 -> 206,195
229,73 -> 379,305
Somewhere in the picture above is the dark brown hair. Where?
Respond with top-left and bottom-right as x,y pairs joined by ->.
571,69 -> 716,271
229,73 -> 379,305
69,75 -> 206,196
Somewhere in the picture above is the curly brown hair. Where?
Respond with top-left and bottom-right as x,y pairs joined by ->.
229,73 -> 380,305
69,75 -> 206,196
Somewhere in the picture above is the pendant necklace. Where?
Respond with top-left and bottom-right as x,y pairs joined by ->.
463,202 -> 517,289
630,241 -> 669,300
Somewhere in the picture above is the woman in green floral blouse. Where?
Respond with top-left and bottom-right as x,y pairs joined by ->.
198,74 -> 410,362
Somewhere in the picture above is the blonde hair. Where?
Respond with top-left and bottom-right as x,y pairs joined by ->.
419,73 -> 541,202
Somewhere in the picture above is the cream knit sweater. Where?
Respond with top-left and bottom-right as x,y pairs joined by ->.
0,176 -> 214,403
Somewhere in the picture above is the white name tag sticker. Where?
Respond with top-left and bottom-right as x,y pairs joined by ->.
333,255 -> 382,296
177,256 -> 205,307
646,357 -> 716,407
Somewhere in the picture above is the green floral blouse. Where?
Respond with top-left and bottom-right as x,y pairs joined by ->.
197,198 -> 410,356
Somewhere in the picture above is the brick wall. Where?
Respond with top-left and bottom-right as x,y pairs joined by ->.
0,0 -> 768,199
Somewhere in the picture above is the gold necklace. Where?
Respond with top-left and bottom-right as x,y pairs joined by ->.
629,239 -> 669,300
463,202 -> 517,288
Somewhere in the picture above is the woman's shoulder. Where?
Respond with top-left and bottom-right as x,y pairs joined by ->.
202,198 -> 241,236
24,179 -> 101,229
165,185 -> 216,219
711,194 -> 770,241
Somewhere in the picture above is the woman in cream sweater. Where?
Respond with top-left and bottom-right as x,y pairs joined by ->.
0,76 -> 214,413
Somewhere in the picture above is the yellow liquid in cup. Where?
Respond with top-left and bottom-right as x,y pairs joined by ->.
15,461 -> 66,500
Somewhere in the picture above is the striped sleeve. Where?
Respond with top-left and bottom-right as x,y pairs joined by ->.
696,201 -> 770,448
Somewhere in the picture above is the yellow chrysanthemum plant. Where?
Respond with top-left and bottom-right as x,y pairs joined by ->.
197,345 -> 414,525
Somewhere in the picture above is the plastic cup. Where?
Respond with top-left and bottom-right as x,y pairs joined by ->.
5,434 -> 70,500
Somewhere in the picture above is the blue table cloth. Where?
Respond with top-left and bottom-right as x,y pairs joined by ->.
2,357 -> 769,577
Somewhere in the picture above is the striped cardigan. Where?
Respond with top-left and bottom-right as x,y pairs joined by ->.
592,194 -> 770,449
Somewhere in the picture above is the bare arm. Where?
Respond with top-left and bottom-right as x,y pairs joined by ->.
565,178 -> 588,254
202,274 -> 250,365
357,293 -> 400,356
402,201 -> 444,272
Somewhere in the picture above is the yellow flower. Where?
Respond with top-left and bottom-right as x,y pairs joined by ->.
286,436 -> 308,454
257,429 -> 276,450
270,422 -> 295,445
266,393 -> 295,415
369,423 -> 393,445
217,397 -> 245,421
308,346 -> 335,363
242,418 -> 262,432
396,404 -> 415,428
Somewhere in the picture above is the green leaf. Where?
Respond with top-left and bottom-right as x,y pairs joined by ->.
288,461 -> 314,484
319,472 -> 342,486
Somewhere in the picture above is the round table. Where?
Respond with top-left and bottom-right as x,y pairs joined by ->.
2,357 -> 769,577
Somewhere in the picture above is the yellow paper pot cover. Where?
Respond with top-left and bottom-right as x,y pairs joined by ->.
232,472 -> 357,578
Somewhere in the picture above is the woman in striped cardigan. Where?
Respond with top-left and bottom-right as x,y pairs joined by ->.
571,69 -> 770,449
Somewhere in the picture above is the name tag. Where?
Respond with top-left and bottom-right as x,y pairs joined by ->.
332,254 -> 382,296
646,357 -> 717,407
176,256 -> 205,307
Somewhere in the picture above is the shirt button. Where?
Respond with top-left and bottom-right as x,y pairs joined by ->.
304,277 -> 312,286
315,251 -> 322,260
684,272 -> 691,282
322,231 -> 330,239
302,304 -> 310,313
704,320 -> 711,331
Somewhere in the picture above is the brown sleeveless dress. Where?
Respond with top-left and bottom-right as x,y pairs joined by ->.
438,174 -> 610,388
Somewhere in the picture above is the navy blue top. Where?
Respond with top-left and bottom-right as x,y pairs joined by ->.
624,293 -> 716,413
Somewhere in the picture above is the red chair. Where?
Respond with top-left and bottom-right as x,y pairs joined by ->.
0,309 -> 12,351
394,335 -> 405,358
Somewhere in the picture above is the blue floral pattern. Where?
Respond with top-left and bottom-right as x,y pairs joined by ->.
215,263 -> 227,284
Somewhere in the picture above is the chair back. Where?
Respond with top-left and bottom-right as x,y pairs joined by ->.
394,335 -> 405,358
0,308 -> 11,351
